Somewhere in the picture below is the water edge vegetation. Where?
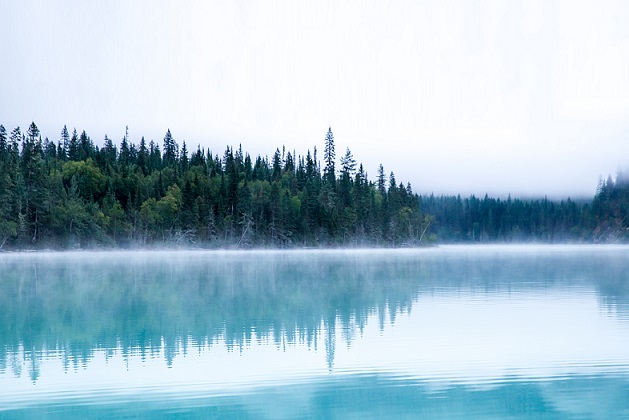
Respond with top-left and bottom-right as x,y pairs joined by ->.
0,122 -> 627,249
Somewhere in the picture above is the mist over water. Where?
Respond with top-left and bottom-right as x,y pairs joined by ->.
1,246 -> 629,418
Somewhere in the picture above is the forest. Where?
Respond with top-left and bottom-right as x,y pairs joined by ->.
0,122 -> 627,249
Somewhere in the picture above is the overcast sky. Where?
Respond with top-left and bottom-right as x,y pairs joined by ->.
1,0 -> 629,198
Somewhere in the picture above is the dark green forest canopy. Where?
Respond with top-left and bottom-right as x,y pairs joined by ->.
0,122 -> 626,249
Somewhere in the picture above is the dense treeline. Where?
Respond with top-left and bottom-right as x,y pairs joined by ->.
0,123 -> 431,249
420,174 -> 629,243
421,194 -> 587,242
0,122 -> 627,249
591,173 -> 629,240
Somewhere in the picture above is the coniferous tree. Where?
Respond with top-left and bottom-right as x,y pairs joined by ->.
0,125 -> 15,247
0,125 -> 7,160
68,129 -> 79,161
180,141 -> 189,173
323,127 -> 336,186
190,145 -> 205,168
339,147 -> 356,208
101,135 -> 117,169
272,148 -> 282,181
119,127 -> 130,167
163,129 -> 177,168
137,136 -> 149,175
21,123 -> 48,243
60,125 -> 70,160
149,140 -> 162,172
79,130 -> 92,161
9,127 -> 21,154
43,137 -> 56,159
377,164 -> 386,195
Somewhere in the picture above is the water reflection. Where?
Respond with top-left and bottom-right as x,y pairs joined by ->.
0,251 -> 407,376
1,246 -> 629,417
4,373 -> 629,419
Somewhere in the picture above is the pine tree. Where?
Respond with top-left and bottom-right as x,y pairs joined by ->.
60,125 -> 70,160
163,129 -> 178,167
0,125 -> 15,247
8,127 -> 21,169
22,122 -> 46,243
0,125 -> 7,160
340,147 -> 356,176
68,129 -> 79,161
190,145 -> 205,167
138,136 -> 148,175
149,140 -> 162,172
22,123 -> 40,175
323,127 -> 336,185
272,148 -> 282,181
119,129 -> 130,166
377,164 -> 386,195
79,130 -> 92,160
180,141 -> 189,173
102,135 -> 117,168
339,147 -> 355,208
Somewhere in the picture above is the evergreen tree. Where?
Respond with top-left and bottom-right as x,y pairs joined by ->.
21,122 -> 47,243
180,141 -> 189,173
163,129 -> 177,167
0,125 -> 15,247
119,127 -> 130,167
340,147 -> 356,176
339,147 -> 355,209
60,125 -> 70,160
377,164 -> 386,195
190,145 -> 205,167
79,130 -> 92,161
43,137 -> 56,159
138,136 -> 149,175
68,129 -> 79,161
323,127 -> 336,186
0,125 -> 7,160
101,135 -> 117,169
272,148 -> 282,181
149,140 -> 162,172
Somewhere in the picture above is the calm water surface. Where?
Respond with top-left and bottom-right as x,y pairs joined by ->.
1,245 -> 629,418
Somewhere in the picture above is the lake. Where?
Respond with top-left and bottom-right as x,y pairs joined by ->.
1,245 -> 629,418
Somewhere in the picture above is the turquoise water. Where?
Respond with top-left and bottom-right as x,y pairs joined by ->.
1,245 -> 629,418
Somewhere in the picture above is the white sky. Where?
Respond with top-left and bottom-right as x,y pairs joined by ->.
1,0 -> 629,197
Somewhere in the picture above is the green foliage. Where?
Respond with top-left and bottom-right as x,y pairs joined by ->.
0,220 -> 17,248
590,174 -> 629,241
420,190 -> 623,243
62,159 -> 106,202
0,122 -> 624,248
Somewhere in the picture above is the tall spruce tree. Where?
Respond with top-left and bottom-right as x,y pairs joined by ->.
68,129 -> 79,161
0,125 -> 7,159
323,127 -> 336,186
60,125 -> 70,160
180,141 -> 189,173
79,130 -> 91,161
163,129 -> 177,167
340,147 -> 356,176
102,135 -> 117,168
377,164 -> 386,194
138,136 -> 148,175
